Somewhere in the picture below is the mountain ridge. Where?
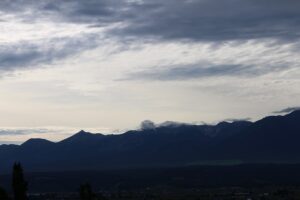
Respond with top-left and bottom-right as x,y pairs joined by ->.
0,111 -> 299,172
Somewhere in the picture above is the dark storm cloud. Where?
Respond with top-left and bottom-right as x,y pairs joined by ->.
0,0 -> 125,24
1,0 -> 300,42
123,62 -> 290,81
273,107 -> 300,114
0,0 -> 299,76
0,34 -> 99,72
114,0 -> 300,42
41,0 -> 125,24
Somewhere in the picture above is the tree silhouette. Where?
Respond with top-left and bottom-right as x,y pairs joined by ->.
0,187 -> 9,200
12,162 -> 28,200
79,183 -> 98,200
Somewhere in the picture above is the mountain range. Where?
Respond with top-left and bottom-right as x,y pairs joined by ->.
0,111 -> 300,173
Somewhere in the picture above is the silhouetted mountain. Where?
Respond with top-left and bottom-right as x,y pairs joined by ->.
221,110 -> 300,161
0,111 -> 299,172
21,138 -> 54,148
59,130 -> 105,146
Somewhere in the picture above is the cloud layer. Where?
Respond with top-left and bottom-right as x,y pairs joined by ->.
1,0 -> 299,76
117,0 -> 300,42
0,34 -> 101,72
0,0 -> 299,144
123,64 -> 277,81
2,0 -> 300,42
274,107 -> 300,114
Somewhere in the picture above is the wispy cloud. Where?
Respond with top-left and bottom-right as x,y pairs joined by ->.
0,128 -> 55,135
0,33 -> 101,73
223,118 -> 252,122
273,107 -> 300,114
1,0 -> 299,73
122,62 -> 291,81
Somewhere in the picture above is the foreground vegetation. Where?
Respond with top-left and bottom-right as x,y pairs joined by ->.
3,163 -> 300,199
0,163 -> 104,200
25,186 -> 300,200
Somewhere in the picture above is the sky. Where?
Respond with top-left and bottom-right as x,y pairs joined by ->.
0,0 -> 299,144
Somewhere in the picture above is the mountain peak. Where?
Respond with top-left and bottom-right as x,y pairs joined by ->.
21,138 -> 54,147
71,130 -> 97,138
77,130 -> 89,134
66,130 -> 93,139
59,130 -> 104,144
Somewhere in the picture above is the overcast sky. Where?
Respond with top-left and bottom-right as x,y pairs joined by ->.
0,0 -> 299,143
